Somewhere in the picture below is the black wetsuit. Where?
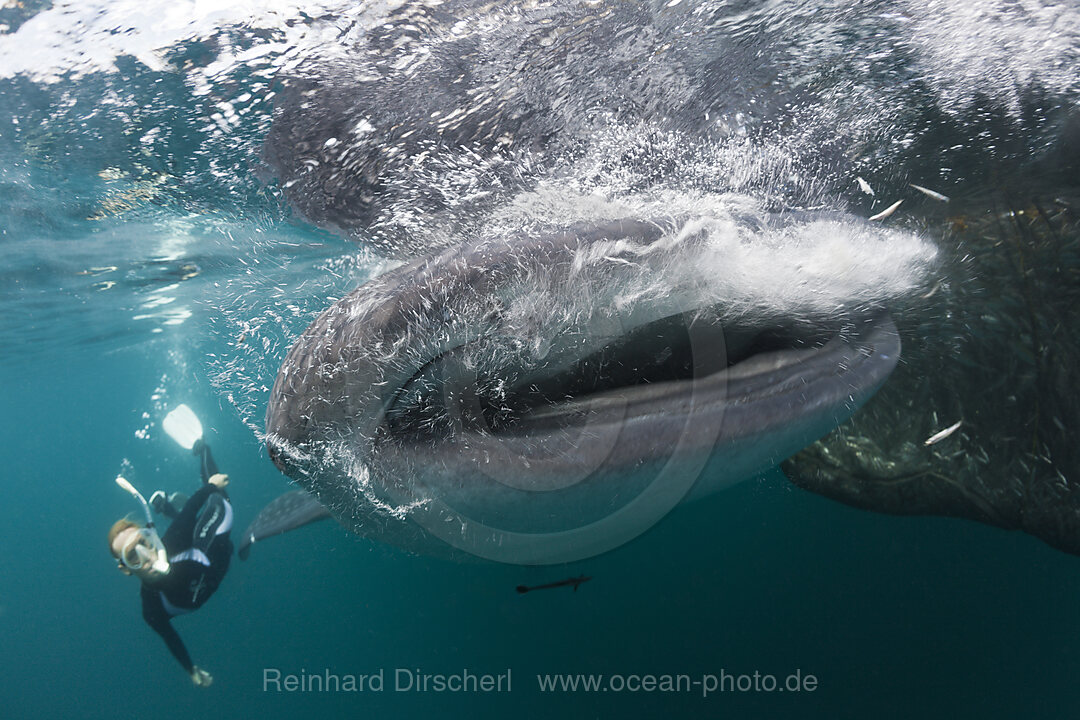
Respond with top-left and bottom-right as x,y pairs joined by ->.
139,443 -> 233,674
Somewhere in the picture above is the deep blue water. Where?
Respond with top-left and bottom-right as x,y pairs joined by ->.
2,1 -> 1079,718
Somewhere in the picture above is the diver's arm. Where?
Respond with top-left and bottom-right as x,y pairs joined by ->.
193,439 -> 220,483
140,586 -> 194,674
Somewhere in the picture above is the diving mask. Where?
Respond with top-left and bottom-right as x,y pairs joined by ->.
115,475 -> 170,574
119,527 -> 170,574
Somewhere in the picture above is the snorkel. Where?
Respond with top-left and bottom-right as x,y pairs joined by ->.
112,406 -> 201,575
115,476 -> 170,574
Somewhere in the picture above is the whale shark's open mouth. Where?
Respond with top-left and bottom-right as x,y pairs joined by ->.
384,310 -> 897,453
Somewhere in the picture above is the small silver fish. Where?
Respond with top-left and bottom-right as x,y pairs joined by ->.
920,281 -> 942,299
910,183 -> 950,202
869,199 -> 903,221
924,420 -> 963,446
856,176 -> 875,196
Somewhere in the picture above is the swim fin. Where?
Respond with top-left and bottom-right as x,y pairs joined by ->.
162,404 -> 203,450
237,490 -> 333,560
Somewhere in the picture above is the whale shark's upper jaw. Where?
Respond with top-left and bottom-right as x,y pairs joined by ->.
264,219 -> 901,494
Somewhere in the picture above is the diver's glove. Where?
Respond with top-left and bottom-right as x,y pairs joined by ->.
190,666 -> 213,687
208,473 -> 229,489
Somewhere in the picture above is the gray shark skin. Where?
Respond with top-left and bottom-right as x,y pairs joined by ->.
261,1 -> 1076,258
261,218 -> 900,564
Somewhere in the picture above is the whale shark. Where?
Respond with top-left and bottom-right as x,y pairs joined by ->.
252,216 -> 908,564
237,0 -> 1076,561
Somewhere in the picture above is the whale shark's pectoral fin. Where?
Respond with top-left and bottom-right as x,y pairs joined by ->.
782,424 -> 1080,557
782,432 -> 1015,530
238,489 -> 334,560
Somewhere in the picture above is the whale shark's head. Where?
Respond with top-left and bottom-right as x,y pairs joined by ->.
265,209 -> 934,563
239,0 -> 1077,562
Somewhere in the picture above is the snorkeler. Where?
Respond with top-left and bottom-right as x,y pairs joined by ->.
107,405 -> 233,687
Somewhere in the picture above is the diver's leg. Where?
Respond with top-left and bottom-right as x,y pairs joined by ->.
192,493 -> 233,553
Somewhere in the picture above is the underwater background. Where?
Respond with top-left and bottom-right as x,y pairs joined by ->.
1,1 -> 1079,718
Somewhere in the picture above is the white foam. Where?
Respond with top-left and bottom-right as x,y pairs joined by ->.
486,188 -> 938,320
902,0 -> 1080,115
0,0 -> 395,81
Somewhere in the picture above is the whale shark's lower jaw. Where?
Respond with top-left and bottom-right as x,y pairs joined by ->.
264,218 -> 901,563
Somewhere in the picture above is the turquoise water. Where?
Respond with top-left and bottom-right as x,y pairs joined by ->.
2,1 -> 1079,717
5,328 -> 1080,718
6,340 -> 1080,718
